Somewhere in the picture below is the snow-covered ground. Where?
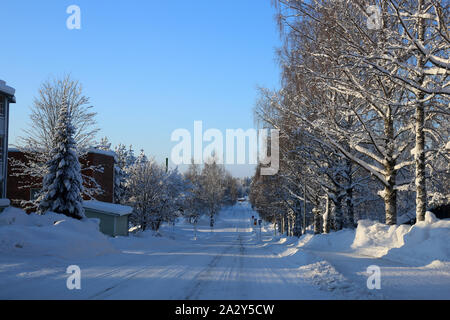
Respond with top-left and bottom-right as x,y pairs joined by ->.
0,203 -> 448,300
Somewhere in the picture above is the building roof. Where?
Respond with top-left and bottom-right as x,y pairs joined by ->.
83,200 -> 133,216
0,80 -> 16,103
87,148 -> 117,158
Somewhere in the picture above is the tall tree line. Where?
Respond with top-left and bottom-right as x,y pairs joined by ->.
250,0 -> 449,234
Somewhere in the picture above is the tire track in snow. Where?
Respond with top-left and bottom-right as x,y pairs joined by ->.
183,218 -> 246,300
87,246 -> 201,299
183,243 -> 235,300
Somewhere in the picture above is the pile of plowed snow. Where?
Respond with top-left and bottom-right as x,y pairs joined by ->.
351,221 -> 410,257
298,212 -> 449,265
383,213 -> 450,265
0,207 -> 117,259
297,229 -> 356,252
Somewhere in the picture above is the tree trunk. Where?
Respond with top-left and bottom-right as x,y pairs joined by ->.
345,160 -> 355,228
278,217 -> 284,234
384,183 -> 397,225
303,184 -> 307,233
415,0 -> 427,222
293,205 -> 303,237
313,208 -> 322,234
346,187 -> 355,228
415,103 -> 427,222
284,213 -> 289,236
383,102 -> 398,225
333,199 -> 343,230
323,196 -> 331,234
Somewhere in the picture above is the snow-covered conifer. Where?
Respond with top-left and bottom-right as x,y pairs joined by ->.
38,95 -> 85,219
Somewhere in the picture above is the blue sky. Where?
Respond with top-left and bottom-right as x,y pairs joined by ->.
1,0 -> 281,177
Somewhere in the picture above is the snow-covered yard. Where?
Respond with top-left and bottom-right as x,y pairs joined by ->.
0,203 -> 449,300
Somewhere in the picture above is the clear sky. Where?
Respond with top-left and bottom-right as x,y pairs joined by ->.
1,0 -> 281,177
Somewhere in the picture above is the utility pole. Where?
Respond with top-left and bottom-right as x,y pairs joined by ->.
258,219 -> 262,240
165,157 -> 168,173
193,216 -> 198,240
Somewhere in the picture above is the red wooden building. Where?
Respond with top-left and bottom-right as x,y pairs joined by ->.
7,148 -> 115,212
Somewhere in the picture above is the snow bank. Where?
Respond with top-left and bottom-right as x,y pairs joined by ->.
295,212 -> 449,266
298,229 -> 355,252
0,207 -> 61,227
351,220 -> 410,257
384,212 -> 450,265
351,212 -> 450,265
0,207 -> 117,260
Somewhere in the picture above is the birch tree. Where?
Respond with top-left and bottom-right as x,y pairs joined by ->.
199,156 -> 226,223
271,0 -> 417,224
347,0 -> 449,221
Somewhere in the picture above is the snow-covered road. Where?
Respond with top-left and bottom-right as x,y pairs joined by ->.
0,203 -> 448,299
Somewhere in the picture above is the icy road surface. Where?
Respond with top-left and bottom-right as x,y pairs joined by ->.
0,203 -> 448,299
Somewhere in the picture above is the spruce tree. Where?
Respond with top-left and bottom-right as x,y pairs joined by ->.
38,95 -> 85,219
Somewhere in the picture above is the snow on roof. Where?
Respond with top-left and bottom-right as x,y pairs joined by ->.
83,200 -> 132,216
8,147 -> 21,153
87,148 -> 116,158
0,80 -> 16,97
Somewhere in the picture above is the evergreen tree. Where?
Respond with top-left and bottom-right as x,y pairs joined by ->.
38,96 -> 85,220
113,144 -> 128,204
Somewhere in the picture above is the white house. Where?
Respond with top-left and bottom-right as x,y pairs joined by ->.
0,80 -> 15,203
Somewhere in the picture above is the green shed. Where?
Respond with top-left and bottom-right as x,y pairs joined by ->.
83,200 -> 133,237
0,199 -> 10,213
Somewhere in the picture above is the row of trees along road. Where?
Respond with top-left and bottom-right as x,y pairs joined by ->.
111,151 -> 244,232
250,0 -> 449,235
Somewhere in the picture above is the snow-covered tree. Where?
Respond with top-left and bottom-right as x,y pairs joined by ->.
97,136 -> 112,151
347,0 -> 450,221
184,159 -> 206,222
161,168 -> 189,225
223,172 -> 239,205
251,0 -> 448,232
182,157 -> 236,228
127,156 -> 165,231
19,75 -> 99,152
37,95 -> 85,220
11,75 -> 101,210
199,156 -> 226,222
126,152 -> 188,232
266,0 -> 424,225
113,143 -> 131,204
